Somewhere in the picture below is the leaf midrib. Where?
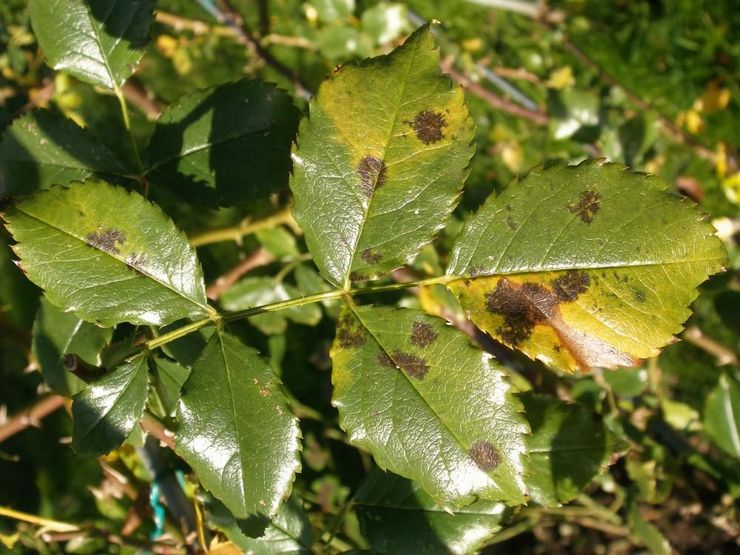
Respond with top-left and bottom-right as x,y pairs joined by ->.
16,206 -> 211,317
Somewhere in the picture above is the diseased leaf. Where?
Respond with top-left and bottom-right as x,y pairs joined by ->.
72,356 -> 149,456
3,180 -> 212,326
146,80 -> 299,205
331,304 -> 528,508
355,468 -> 509,555
704,374 -> 740,459
208,495 -> 313,554
29,0 -> 154,90
447,161 -> 726,372
33,297 -> 113,396
521,392 -> 612,506
291,24 -> 475,287
175,331 -> 301,518
0,110 -> 133,196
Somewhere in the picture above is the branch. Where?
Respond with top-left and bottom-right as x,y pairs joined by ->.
683,326 -> 738,366
140,412 -> 176,450
0,395 -> 66,443
206,247 -> 273,300
188,208 -> 295,247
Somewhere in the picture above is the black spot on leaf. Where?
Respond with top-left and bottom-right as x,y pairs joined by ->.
336,314 -> 366,348
505,216 -> 518,231
125,253 -> 147,272
469,441 -> 500,471
632,288 -> 647,303
357,155 -> 386,198
552,270 -> 590,302
86,228 -> 126,254
391,351 -> 429,379
411,110 -> 447,144
411,321 -> 437,347
377,352 -> 395,368
361,248 -> 382,264
568,190 -> 601,223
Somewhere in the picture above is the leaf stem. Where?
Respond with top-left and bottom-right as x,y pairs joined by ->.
188,208 -> 295,247
0,506 -> 81,533
145,318 -> 215,351
114,87 -> 145,175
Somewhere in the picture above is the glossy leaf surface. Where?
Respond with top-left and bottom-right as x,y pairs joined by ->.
146,80 -> 299,205
355,469 -> 508,555
704,374 -> 740,458
33,297 -> 113,396
291,25 -> 475,286
0,111 -> 132,196
175,331 -> 301,518
331,304 -> 528,508
447,161 -> 726,372
3,180 -> 211,326
29,0 -> 154,90
72,356 -> 149,456
521,392 -> 612,506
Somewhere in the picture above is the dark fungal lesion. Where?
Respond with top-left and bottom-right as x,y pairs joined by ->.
410,110 -> 447,144
125,253 -> 147,273
357,155 -> 386,198
86,228 -> 126,254
567,190 -> 601,223
469,440 -> 500,472
391,351 -> 429,379
336,313 -> 366,348
485,271 -> 591,346
410,321 -> 437,347
377,352 -> 395,368
361,248 -> 382,264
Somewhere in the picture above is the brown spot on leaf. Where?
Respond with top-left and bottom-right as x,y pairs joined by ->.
411,321 -> 437,347
86,228 -> 126,254
377,352 -> 395,368
125,253 -> 147,272
357,155 -> 386,198
468,265 -> 485,278
568,190 -> 601,223
411,110 -> 447,144
486,273 -> 590,345
469,441 -> 500,471
632,288 -> 647,303
361,248 -> 382,264
391,351 -> 429,379
336,314 -> 366,348
349,271 -> 367,283
552,270 -> 590,302
506,216 -> 518,231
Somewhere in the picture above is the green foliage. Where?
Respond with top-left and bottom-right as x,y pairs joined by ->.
0,1 -> 737,553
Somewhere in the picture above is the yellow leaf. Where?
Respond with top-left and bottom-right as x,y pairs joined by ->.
545,66 -> 574,89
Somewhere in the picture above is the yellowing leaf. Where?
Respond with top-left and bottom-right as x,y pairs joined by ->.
446,162 -> 725,373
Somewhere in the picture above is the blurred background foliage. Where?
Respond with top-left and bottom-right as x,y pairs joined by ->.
0,0 -> 738,553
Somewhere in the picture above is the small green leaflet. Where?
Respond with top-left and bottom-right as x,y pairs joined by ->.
355,469 -> 509,555
33,297 -> 113,396
3,180 -> 212,326
175,331 -> 301,518
331,304 -> 528,508
0,110 -> 133,196
72,356 -> 149,456
521,392 -> 612,506
446,161 -> 726,373
291,24 -> 475,287
146,79 -> 299,206
704,374 -> 740,459
29,0 -> 154,90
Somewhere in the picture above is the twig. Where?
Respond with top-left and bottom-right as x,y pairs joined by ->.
188,208 -> 295,247
155,10 -> 212,35
442,59 -> 550,125
140,412 -> 176,450
122,81 -> 163,120
0,395 -> 66,443
208,0 -> 312,99
206,247 -> 273,300
683,326 -> 738,366
0,505 -> 80,533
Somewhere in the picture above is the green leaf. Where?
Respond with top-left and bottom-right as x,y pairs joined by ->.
33,297 -> 113,396
355,469 -> 509,555
628,502 -> 672,555
221,277 -> 322,334
29,0 -> 154,90
331,304 -> 528,508
208,495 -> 313,554
703,374 -> 740,458
146,80 -> 299,206
446,161 -> 726,373
521,392 -> 611,506
175,331 -> 301,518
291,25 -> 475,287
151,356 -> 190,418
3,180 -> 212,326
0,110 -> 133,196
361,3 -> 411,45
72,356 -> 149,456
310,0 -> 355,23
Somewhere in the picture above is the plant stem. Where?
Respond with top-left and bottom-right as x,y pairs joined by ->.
0,506 -> 81,533
114,87 -> 145,175
145,318 -> 215,351
188,209 -> 295,247
0,395 -> 66,443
